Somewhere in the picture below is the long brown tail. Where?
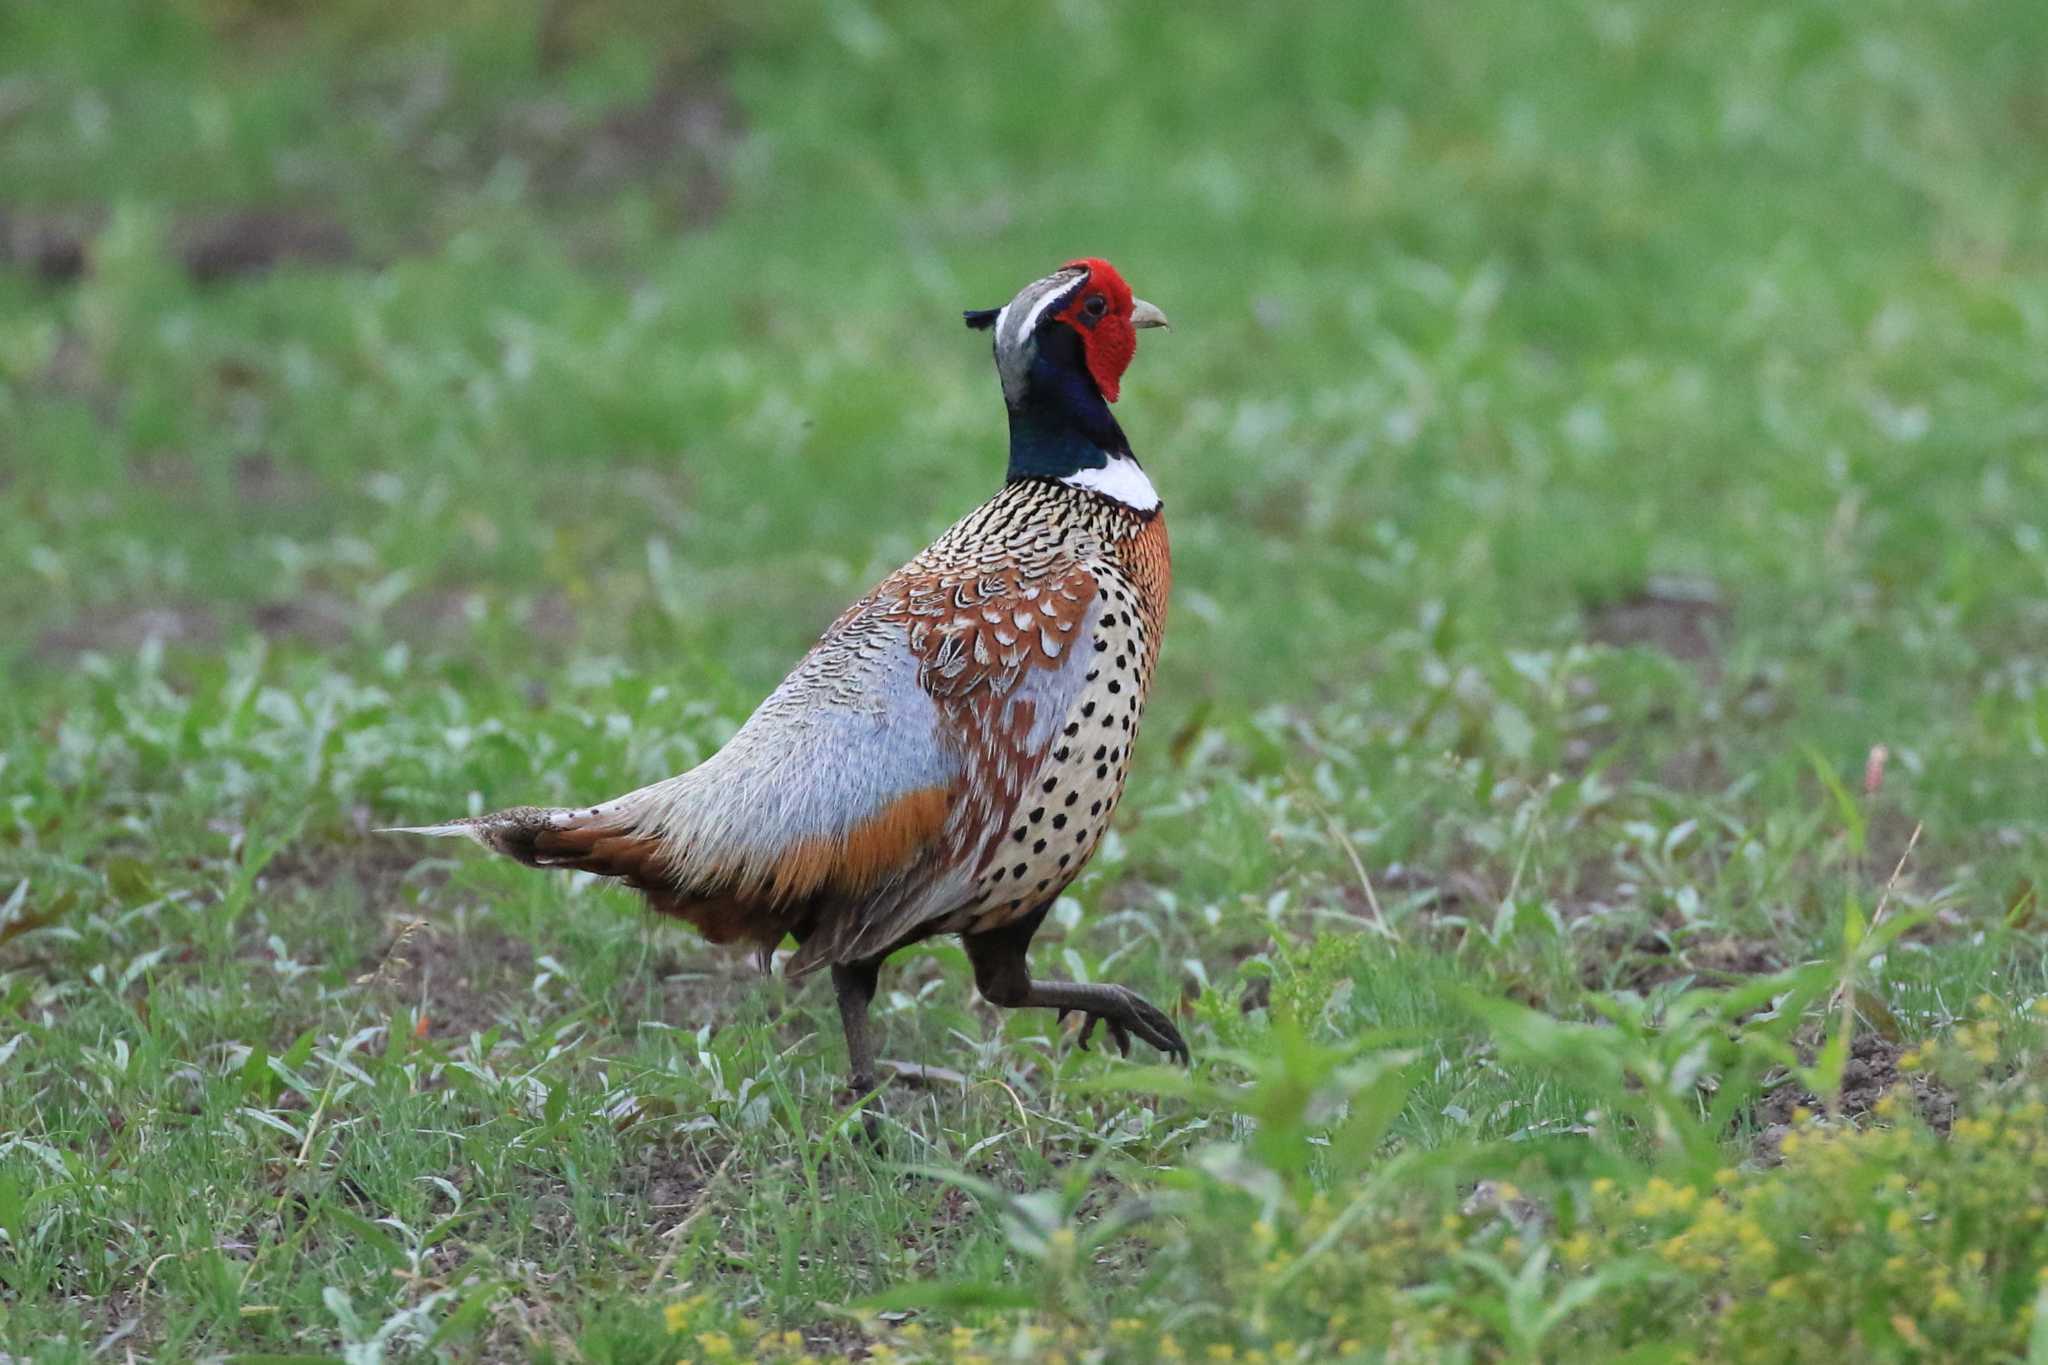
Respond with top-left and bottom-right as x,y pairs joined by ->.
382,805 -> 788,953
381,806 -> 674,895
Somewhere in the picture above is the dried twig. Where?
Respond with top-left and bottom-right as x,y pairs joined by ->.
1312,802 -> 1397,942
648,1145 -> 741,1287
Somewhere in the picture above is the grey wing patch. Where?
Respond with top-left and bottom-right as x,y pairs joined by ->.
608,612 -> 959,889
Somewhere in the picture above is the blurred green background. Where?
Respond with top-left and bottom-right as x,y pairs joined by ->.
3,0 -> 2048,1359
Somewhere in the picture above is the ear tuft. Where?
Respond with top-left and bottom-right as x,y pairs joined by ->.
962,308 -> 1000,331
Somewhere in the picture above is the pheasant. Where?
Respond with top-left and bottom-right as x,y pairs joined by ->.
388,258 -> 1186,1093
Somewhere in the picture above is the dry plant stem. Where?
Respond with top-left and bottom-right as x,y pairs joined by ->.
1827,821 -> 1923,1114
1868,822 -> 1923,936
1313,800 -> 1397,942
647,1145 -> 742,1287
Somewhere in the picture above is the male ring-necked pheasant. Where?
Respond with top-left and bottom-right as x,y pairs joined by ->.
389,258 -> 1187,1092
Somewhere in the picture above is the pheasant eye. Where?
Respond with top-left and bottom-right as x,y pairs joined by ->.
1083,294 -> 1108,318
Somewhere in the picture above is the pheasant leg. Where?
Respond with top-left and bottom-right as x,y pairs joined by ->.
964,912 -> 1190,1064
830,959 -> 883,1095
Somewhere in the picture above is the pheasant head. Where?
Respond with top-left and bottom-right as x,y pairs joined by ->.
964,258 -> 1169,505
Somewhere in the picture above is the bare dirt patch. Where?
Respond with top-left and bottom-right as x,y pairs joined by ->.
178,208 -> 358,282
1751,1031 -> 1959,1160
0,205 -> 91,281
611,1143 -> 715,1236
355,912 -> 538,1043
1586,577 -> 1728,666
616,941 -> 776,1037
248,593 -> 355,648
1,50 -> 737,291
512,56 -> 741,230
261,832 -> 428,908
0,204 -> 357,284
1584,929 -> 1783,995
34,602 -> 224,660
232,449 -> 316,507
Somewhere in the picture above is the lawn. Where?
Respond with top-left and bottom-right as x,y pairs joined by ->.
3,0 -> 2048,1360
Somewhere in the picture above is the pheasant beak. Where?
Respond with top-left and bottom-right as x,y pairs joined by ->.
1129,298 -> 1171,330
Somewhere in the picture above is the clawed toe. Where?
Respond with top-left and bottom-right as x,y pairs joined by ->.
1062,988 -> 1191,1065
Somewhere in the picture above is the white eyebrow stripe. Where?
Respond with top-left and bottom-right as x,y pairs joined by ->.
1000,268 -> 1088,354
1020,269 -> 1087,338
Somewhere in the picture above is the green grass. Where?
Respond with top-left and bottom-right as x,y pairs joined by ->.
3,0 -> 2048,1359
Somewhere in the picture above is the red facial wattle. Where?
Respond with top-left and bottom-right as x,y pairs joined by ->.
1054,256 -> 1139,403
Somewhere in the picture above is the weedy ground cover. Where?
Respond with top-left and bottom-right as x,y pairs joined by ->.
2,1 -> 2046,1359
